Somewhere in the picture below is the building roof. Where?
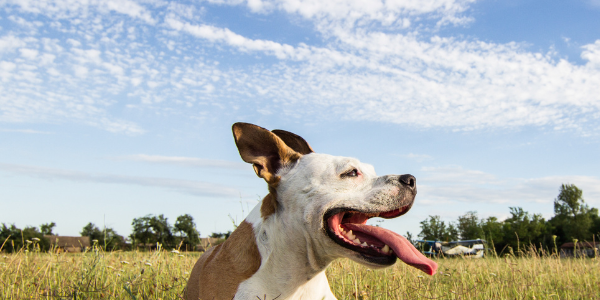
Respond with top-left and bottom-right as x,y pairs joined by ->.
44,235 -> 91,248
560,242 -> 599,249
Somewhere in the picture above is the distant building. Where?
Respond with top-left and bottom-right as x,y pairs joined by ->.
45,235 -> 91,252
560,242 -> 599,258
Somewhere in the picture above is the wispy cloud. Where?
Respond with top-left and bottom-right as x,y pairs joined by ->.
206,0 -> 475,27
0,128 -> 54,134
117,154 -> 248,170
1,0 -> 599,135
2,0 -> 156,24
418,165 -> 600,206
0,163 -> 241,198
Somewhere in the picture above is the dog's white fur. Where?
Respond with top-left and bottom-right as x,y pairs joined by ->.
186,124 -> 421,300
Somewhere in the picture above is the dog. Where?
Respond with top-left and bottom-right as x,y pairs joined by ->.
185,123 -> 437,300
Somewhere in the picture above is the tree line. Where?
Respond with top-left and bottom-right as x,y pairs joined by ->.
3,183 -> 598,254
1,213 -> 203,252
417,184 -> 600,254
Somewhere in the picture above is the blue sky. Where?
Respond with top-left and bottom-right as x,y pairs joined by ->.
1,0 -> 599,239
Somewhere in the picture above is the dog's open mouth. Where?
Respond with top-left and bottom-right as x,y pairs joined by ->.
324,205 -> 437,275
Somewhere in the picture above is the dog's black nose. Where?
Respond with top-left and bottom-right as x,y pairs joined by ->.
399,174 -> 416,190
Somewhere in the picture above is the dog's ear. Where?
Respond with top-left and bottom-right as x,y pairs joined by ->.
271,129 -> 314,155
232,123 -> 303,184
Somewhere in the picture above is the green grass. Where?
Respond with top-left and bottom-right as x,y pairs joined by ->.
327,253 -> 599,299
1,244 -> 598,299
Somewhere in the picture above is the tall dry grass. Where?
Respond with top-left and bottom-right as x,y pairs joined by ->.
1,242 -> 598,299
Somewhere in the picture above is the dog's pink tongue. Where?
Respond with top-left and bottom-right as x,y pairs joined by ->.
344,224 -> 438,275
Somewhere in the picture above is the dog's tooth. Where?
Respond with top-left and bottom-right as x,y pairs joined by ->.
347,232 -> 356,240
348,230 -> 353,235
353,238 -> 361,244
361,242 -> 368,247
382,244 -> 390,254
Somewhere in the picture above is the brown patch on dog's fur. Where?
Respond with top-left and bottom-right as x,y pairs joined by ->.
185,221 -> 261,300
260,192 -> 278,219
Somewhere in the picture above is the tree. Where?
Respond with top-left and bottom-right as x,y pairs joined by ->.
130,214 -> 174,248
503,207 -> 547,252
481,216 -> 504,253
549,184 -> 595,244
150,214 -> 174,246
591,208 -> 600,239
444,223 -> 459,242
80,223 -> 125,250
0,223 -> 50,253
404,232 -> 416,245
418,215 -> 458,241
210,231 -> 232,239
40,222 -> 56,236
174,214 -> 200,250
130,215 -> 154,246
457,211 -> 484,240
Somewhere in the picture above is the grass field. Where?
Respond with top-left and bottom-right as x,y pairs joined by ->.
1,243 -> 599,299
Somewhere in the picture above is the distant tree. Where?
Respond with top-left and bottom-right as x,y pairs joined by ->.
457,211 -> 484,240
549,184 -> 595,244
81,222 -> 102,240
40,222 -> 56,236
444,223 -> 459,241
481,216 -> 505,253
0,223 -> 50,253
404,232 -> 416,245
503,207 -> 547,252
130,214 -> 174,248
210,231 -> 232,239
80,223 -> 125,250
591,208 -> 600,239
174,214 -> 200,250
130,215 -> 154,246
150,214 -> 174,246
418,215 -> 458,241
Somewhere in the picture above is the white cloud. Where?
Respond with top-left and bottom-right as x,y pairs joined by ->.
581,40 -> 600,68
1,0 -> 599,136
0,128 -> 54,134
165,18 -> 309,60
2,0 -> 155,24
118,154 -> 248,170
0,35 -> 27,52
19,48 -> 39,60
213,0 -> 476,28
0,163 -> 240,198
163,16 -> 600,133
102,0 -> 156,24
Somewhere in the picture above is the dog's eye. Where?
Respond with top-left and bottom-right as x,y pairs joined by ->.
341,169 -> 359,178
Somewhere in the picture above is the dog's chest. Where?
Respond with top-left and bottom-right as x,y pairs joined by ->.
234,270 -> 336,300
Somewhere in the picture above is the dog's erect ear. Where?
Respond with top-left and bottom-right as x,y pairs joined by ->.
271,129 -> 314,155
232,123 -> 303,183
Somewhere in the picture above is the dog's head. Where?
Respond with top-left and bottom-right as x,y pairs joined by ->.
233,122 -> 437,275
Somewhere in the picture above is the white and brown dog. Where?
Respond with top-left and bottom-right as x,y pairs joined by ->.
185,123 -> 437,300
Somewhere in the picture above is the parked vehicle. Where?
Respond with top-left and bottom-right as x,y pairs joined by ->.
415,239 -> 487,258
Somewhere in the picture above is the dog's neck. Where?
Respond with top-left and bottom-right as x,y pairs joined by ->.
234,201 -> 337,300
